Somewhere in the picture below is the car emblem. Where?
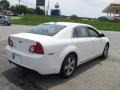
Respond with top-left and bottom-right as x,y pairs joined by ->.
18,41 -> 22,43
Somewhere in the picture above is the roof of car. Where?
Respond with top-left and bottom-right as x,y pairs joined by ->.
44,22 -> 90,27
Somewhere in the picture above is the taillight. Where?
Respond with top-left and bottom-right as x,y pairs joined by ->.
8,36 -> 13,47
29,42 -> 44,54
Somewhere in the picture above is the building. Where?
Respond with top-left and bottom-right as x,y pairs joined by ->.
51,9 -> 61,16
103,3 -> 120,17
50,3 -> 61,16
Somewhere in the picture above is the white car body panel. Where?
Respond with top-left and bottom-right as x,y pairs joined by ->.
6,22 -> 109,75
72,38 -> 94,64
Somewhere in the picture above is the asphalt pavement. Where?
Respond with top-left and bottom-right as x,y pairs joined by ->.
0,25 -> 120,90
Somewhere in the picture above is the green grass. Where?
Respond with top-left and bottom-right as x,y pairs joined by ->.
12,15 -> 120,31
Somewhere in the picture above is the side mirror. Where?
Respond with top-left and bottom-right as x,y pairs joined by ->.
100,33 -> 105,37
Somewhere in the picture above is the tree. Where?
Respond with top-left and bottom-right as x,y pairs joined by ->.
27,8 -> 35,14
10,5 -> 17,13
10,5 -> 35,15
19,5 -> 27,14
36,7 -> 45,15
0,0 -> 10,10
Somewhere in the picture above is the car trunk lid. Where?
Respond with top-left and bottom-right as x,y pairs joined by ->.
9,33 -> 52,54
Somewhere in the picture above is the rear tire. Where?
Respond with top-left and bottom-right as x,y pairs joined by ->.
60,54 -> 77,78
102,43 -> 109,58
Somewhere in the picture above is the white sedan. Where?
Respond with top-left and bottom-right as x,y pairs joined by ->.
6,22 -> 109,78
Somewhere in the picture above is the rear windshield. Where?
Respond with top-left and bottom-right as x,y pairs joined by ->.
26,24 -> 66,36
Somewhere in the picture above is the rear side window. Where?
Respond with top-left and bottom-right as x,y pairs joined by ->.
73,26 -> 89,38
26,24 -> 66,36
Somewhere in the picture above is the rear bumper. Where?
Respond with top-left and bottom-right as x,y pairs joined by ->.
6,46 -> 60,75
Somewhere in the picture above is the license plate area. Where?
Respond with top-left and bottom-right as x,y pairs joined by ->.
12,53 -> 22,64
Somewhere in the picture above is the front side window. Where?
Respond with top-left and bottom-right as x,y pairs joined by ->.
87,27 -> 99,37
73,26 -> 89,38
26,24 -> 66,36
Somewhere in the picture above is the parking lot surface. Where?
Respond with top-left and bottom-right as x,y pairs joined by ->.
0,25 -> 120,90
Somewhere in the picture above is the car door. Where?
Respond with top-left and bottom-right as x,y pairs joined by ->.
72,26 -> 94,65
87,27 -> 104,56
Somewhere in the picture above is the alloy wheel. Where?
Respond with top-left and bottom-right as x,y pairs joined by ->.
64,56 -> 76,76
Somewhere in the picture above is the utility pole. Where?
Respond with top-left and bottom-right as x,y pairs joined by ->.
18,0 -> 21,15
18,0 -> 20,6
46,0 -> 49,15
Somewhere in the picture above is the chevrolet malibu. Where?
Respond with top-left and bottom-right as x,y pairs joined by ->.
6,22 -> 109,77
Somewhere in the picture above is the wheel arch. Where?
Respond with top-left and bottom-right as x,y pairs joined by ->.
64,52 -> 78,65
58,45 -> 78,73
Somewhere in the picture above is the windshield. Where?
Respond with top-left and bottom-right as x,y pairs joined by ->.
26,24 -> 66,36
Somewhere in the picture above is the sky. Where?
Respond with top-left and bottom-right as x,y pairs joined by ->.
8,0 -> 120,18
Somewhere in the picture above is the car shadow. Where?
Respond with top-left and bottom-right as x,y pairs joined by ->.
2,57 -> 106,90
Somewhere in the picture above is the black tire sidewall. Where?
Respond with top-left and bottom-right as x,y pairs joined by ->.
4,22 -> 8,26
102,44 -> 109,58
60,54 -> 77,78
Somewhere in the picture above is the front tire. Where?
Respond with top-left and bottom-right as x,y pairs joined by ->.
4,22 -> 9,26
60,54 -> 77,78
102,43 -> 109,58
